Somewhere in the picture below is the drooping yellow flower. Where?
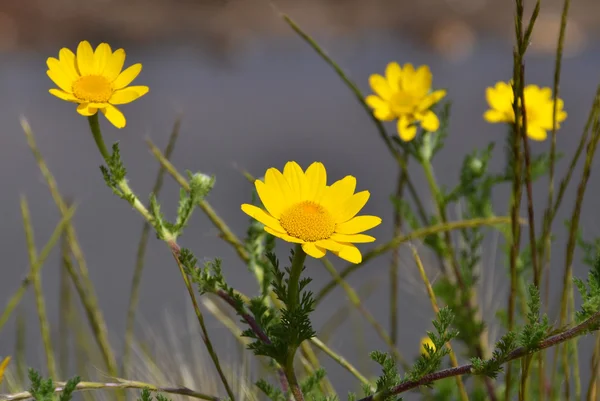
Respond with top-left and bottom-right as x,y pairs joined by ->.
366,62 -> 447,141
420,336 -> 436,355
241,162 -> 382,264
47,40 -> 149,129
0,356 -> 10,385
484,81 -> 567,141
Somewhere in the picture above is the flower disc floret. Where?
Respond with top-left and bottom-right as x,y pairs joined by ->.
365,62 -> 447,141
484,81 -> 567,141
280,201 -> 336,242
46,40 -> 149,128
241,161 -> 382,264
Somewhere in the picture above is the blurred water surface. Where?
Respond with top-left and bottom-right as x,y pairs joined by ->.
1,29 -> 600,397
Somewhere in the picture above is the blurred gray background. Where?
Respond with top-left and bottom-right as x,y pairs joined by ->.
1,0 -> 600,398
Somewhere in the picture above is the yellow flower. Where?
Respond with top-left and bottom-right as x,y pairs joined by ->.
241,161 -> 382,264
0,356 -> 10,385
366,62 -> 447,141
420,336 -> 436,355
484,81 -> 567,141
46,40 -> 149,129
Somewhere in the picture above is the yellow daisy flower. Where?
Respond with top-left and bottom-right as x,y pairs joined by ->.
241,161 -> 382,264
420,336 -> 436,355
46,40 -> 149,129
484,81 -> 567,141
0,356 -> 10,385
366,62 -> 447,141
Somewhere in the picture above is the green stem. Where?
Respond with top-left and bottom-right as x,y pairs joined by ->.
288,244 -> 307,312
88,114 -> 111,161
85,115 -> 236,401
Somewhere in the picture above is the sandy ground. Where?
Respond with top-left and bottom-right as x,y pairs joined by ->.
0,0 -> 596,59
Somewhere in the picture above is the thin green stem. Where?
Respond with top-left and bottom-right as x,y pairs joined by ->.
146,138 -> 249,262
87,114 -> 111,161
390,167 -> 406,347
320,258 -> 408,368
19,197 -> 58,379
0,205 -> 75,332
123,118 -> 181,376
309,337 -> 372,390
288,244 -> 307,312
85,115 -> 235,400
58,226 -> 73,378
0,379 -> 221,401
276,9 -> 429,226
356,309 -> 600,401
316,216 -> 518,304
585,331 -> 600,401
21,118 -> 119,377
169,247 -> 236,400
409,245 -> 468,401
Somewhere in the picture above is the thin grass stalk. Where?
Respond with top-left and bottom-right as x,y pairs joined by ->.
316,216 -> 519,303
123,118 -> 182,376
409,245 -> 468,401
146,138 -> 249,262
320,258 -> 408,368
553,116 -> 600,398
58,226 -> 73,378
15,311 -> 26,387
0,380 -> 220,401
585,331 -> 600,401
356,309 -> 600,401
309,337 -> 372,390
390,167 -> 407,347
21,118 -> 119,377
19,197 -> 58,379
0,206 -> 74,332
275,9 -> 429,226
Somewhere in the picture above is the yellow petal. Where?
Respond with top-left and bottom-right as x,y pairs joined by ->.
265,167 -> 295,209
113,63 -> 142,89
58,48 -> 80,78
418,110 -> 440,132
321,175 -> 356,213
93,43 -> 112,75
49,89 -> 79,102
47,57 -> 76,84
241,204 -> 285,231
385,62 -> 402,90
255,179 -> 285,218
110,86 -> 149,105
335,215 -> 382,234
283,161 -> 306,200
366,95 -> 395,121
302,242 -> 326,259
336,191 -> 370,223
369,74 -> 393,100
104,49 -> 126,81
418,90 -> 446,112
336,244 -> 362,264
304,162 -> 327,202
76,40 -> 95,76
101,104 -> 126,128
486,82 -> 513,112
331,233 -> 376,243
76,103 -> 98,116
264,226 -> 303,243
526,126 -> 548,141
0,356 -> 10,385
47,69 -> 73,93
315,239 -> 343,252
397,116 -> 418,142
405,65 -> 432,98
484,109 -> 509,123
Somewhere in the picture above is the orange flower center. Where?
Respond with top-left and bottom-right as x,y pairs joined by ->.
72,75 -> 112,103
279,201 -> 335,242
